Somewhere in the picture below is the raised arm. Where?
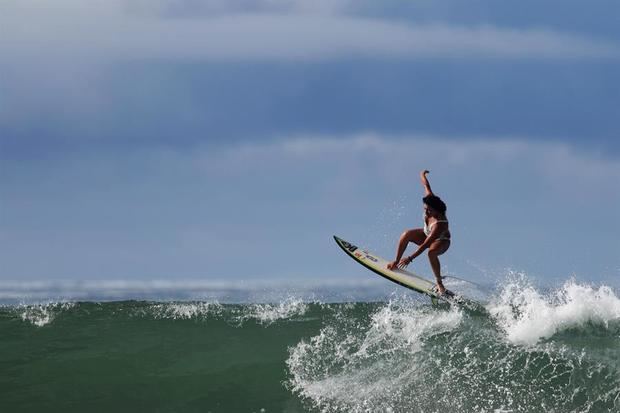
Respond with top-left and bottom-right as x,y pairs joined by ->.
420,170 -> 434,196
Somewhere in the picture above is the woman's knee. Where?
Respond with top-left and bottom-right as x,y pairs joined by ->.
401,228 -> 425,245
428,242 -> 449,258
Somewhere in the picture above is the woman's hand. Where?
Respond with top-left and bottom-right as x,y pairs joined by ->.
397,255 -> 414,269
388,256 -> 413,270
420,170 -> 433,196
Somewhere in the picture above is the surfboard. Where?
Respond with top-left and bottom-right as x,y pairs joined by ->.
334,235 -> 458,303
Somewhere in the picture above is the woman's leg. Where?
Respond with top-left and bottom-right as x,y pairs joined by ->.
387,229 -> 425,269
428,240 -> 450,293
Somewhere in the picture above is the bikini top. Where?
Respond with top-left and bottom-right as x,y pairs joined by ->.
423,218 -> 450,240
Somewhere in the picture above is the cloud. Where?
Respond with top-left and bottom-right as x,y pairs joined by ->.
2,1 -> 618,63
2,133 -> 619,280
3,1 -> 617,140
133,0 -> 354,16
203,134 -> 620,198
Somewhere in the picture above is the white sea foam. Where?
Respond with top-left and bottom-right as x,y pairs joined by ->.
488,277 -> 620,345
142,297 -> 309,325
244,297 -> 309,325
287,292 -> 620,412
148,302 -> 223,320
19,302 -> 75,327
287,298 -> 463,412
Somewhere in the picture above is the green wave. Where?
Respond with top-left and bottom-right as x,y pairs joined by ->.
1,298 -> 619,412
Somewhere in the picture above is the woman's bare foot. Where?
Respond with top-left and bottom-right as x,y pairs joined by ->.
436,282 -> 446,295
387,261 -> 397,270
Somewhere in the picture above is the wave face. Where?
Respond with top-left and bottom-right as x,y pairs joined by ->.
1,280 -> 620,412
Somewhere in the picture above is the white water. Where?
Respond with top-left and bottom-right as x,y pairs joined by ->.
286,276 -> 620,412
287,297 -> 464,412
143,297 -> 309,325
488,277 -> 620,345
148,302 -> 224,320
17,302 -> 76,327
245,297 -> 309,325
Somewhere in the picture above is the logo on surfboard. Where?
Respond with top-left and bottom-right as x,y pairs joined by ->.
341,240 -> 358,253
341,240 -> 379,263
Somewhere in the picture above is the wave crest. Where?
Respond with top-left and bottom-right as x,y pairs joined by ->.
286,298 -> 463,412
17,302 -> 76,327
488,277 -> 620,345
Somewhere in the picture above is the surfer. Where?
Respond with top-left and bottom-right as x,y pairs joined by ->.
387,170 -> 451,295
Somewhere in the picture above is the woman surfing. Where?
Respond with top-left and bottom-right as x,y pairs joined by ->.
387,170 -> 451,295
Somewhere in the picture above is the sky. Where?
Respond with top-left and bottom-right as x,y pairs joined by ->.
1,0 -> 619,288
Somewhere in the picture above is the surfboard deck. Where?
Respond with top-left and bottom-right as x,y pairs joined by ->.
334,235 -> 460,304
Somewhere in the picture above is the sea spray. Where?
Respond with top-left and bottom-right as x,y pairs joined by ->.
147,301 -> 224,320
244,297 -> 309,325
131,297 -> 311,326
286,291 -> 620,412
488,277 -> 620,345
14,301 -> 76,327
286,297 -> 464,412
1,281 -> 619,412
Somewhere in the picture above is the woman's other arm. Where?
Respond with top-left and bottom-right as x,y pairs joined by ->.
420,170 -> 433,197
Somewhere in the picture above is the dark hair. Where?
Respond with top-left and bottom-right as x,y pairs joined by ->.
423,195 -> 447,214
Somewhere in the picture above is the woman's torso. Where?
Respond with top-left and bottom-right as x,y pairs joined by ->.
424,215 -> 451,241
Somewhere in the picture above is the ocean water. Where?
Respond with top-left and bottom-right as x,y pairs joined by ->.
1,277 -> 620,412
